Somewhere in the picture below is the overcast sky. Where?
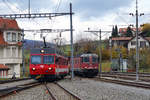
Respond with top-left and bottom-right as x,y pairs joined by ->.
0,0 -> 150,43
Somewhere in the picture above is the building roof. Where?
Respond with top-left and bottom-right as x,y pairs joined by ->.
0,18 -> 22,46
0,64 -> 9,70
119,27 -> 142,34
111,37 -> 132,41
0,18 -> 20,30
145,37 -> 150,42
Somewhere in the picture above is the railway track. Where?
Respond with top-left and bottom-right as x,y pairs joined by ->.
0,78 -> 31,84
101,72 -> 150,82
97,77 -> 150,89
102,72 -> 150,77
0,81 -> 40,98
45,82 -> 82,100
80,75 -> 150,89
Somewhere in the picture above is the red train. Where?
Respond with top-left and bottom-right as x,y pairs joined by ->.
29,48 -> 69,81
73,53 -> 99,77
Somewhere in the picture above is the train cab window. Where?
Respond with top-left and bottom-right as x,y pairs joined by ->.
43,55 -> 54,64
31,55 -> 41,64
92,57 -> 98,63
82,57 -> 89,63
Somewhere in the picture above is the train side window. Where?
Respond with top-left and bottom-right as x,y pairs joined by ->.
55,57 -> 59,64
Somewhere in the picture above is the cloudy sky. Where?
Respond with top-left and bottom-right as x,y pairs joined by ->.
0,0 -> 150,43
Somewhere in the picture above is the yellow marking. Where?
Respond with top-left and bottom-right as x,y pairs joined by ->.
35,75 -> 43,79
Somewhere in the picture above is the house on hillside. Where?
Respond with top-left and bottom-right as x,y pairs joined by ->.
0,18 -> 22,78
110,36 -> 150,50
119,27 -> 141,36
128,36 -> 150,51
111,37 -> 132,48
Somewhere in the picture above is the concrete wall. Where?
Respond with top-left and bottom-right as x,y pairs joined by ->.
6,64 -> 20,78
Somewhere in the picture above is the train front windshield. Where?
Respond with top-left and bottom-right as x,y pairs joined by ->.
92,57 -> 98,63
43,55 -> 54,64
31,55 -> 41,64
82,57 -> 90,63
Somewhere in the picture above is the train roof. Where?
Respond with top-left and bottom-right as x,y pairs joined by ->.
80,53 -> 98,57
30,47 -> 67,56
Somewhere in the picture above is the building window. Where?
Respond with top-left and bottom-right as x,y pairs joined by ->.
140,41 -> 146,48
12,33 -> 16,42
131,41 -> 136,46
6,32 -> 11,42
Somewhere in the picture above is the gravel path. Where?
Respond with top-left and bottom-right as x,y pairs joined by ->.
58,77 -> 150,100
1,85 -> 51,100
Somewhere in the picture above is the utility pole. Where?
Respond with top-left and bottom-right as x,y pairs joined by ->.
22,30 -> 25,77
129,0 -> 144,81
70,3 -> 74,79
99,29 -> 102,78
109,37 -> 112,72
33,33 -> 36,48
28,0 -> 30,15
135,0 -> 139,81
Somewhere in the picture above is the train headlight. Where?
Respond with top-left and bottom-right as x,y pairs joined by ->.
40,49 -> 44,53
48,67 -> 52,70
32,68 -> 36,71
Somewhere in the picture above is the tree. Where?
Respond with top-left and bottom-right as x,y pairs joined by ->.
111,47 -> 119,59
128,49 -> 136,70
126,26 -> 133,37
111,26 -> 115,37
111,25 -> 118,37
114,25 -> 119,37
74,38 -> 97,56
141,23 -> 150,37
139,48 -> 150,72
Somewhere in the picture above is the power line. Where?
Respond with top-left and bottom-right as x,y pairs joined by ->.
2,0 -> 16,13
115,12 -> 130,26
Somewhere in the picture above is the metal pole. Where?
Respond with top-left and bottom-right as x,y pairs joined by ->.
28,0 -> 30,15
136,0 -> 139,81
22,30 -> 25,77
110,37 -> 112,72
99,29 -> 102,78
70,3 -> 74,79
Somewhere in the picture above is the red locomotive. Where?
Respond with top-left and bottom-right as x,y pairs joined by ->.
73,53 -> 99,77
29,48 -> 69,81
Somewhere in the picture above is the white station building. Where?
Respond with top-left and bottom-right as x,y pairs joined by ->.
0,18 -> 22,78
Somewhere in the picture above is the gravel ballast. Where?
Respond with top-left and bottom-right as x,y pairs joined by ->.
1,85 -> 51,100
58,77 -> 150,100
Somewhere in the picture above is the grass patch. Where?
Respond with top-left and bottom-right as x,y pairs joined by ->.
100,61 -> 111,72
0,78 -> 11,80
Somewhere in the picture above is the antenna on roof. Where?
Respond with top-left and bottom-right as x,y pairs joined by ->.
43,37 -> 47,48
